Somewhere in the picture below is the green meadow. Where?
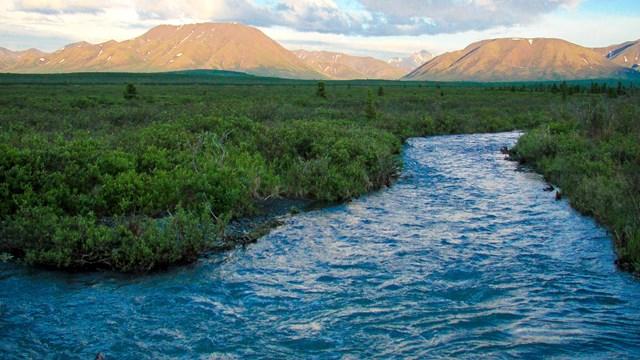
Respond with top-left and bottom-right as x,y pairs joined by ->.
0,72 -> 638,273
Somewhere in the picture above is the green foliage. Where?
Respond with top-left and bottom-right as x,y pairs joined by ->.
365,90 -> 376,120
512,126 -> 557,163
2,205 -> 215,272
316,81 -> 326,98
514,98 -> 640,273
1,76 -> 618,273
260,120 -> 400,200
123,83 -> 139,100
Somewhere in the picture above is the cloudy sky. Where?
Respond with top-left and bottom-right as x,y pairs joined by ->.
1,0 -> 639,59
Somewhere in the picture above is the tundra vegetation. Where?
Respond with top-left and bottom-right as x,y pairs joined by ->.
514,95 -> 640,273
0,73 -> 637,273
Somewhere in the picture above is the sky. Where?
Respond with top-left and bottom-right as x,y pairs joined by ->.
1,0 -> 639,59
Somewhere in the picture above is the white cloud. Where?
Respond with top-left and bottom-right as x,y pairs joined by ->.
475,0 -> 499,11
356,0 -> 586,35
122,0 -> 587,37
129,0 -> 357,34
559,0 -> 582,11
13,0 -> 109,14
1,0 -> 636,61
0,1 -> 144,51
6,0 -> 588,37
133,0 -> 255,21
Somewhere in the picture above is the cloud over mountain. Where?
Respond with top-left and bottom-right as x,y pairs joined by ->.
7,0 -> 584,36
358,0 -> 583,35
13,0 -> 109,14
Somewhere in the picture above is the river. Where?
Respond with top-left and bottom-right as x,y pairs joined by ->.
1,132 -> 639,358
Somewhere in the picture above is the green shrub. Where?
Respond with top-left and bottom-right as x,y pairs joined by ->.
514,98 -> 640,273
123,83 -> 139,101
3,79 -> 624,273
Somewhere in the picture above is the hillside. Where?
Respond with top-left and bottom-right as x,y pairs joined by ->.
594,40 -> 640,70
293,50 -> 406,80
405,38 -> 628,82
2,24 -> 637,82
387,50 -> 434,72
0,23 -> 322,79
0,48 -> 45,70
0,47 -> 17,69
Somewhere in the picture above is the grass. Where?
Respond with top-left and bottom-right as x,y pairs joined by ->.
0,72 -> 637,273
513,95 -> 640,273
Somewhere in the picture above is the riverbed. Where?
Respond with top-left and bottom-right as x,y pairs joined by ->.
1,132 -> 639,358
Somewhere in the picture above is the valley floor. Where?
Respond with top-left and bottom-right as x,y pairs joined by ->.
0,74 -> 637,273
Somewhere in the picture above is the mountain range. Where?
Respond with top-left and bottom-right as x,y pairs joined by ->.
405,38 -> 633,82
593,40 -> 640,71
387,50 -> 434,73
292,50 -> 405,80
0,22 -> 637,82
0,23 -> 320,79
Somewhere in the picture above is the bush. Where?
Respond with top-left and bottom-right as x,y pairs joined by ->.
0,79 -> 601,273
261,120 -> 400,200
514,98 -> 640,273
123,83 -> 139,100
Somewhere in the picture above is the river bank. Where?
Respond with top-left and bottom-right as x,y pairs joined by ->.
513,97 -> 640,274
1,77 -> 635,273
3,131 -> 639,358
210,198 -> 315,252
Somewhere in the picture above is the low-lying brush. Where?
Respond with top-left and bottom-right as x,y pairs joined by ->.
514,97 -> 640,273
1,75 -> 635,272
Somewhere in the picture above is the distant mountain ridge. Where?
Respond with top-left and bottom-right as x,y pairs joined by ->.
0,23 -> 637,82
593,40 -> 640,71
0,47 -> 45,69
293,50 -> 405,80
404,38 -> 633,82
387,50 -> 434,72
0,23 -> 321,79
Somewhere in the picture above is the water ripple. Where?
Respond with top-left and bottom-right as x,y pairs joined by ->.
2,132 -> 640,358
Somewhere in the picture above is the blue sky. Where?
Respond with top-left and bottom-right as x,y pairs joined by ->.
579,0 -> 638,14
0,0 -> 638,59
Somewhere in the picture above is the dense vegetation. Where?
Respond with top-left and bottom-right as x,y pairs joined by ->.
0,73 -> 637,272
514,96 -> 640,273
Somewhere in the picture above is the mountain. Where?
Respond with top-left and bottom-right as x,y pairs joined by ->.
3,25 -> 637,81
0,23 -> 322,79
0,48 -> 17,69
292,50 -> 406,80
405,38 -> 629,82
0,47 -> 46,70
387,50 -> 434,72
594,40 -> 640,71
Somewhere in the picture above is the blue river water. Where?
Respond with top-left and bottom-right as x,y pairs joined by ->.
1,132 -> 640,358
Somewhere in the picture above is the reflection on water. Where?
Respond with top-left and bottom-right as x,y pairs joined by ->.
2,132 -> 640,358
